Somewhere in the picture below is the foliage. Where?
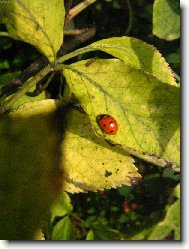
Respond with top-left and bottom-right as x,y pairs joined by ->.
49,180 -> 180,240
153,0 -> 180,41
0,0 -> 180,240
0,0 -> 65,61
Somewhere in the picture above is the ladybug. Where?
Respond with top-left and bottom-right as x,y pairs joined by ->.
97,115 -> 118,135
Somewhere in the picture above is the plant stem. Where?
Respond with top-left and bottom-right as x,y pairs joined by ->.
125,0 -> 133,35
0,34 -> 97,112
70,213 -> 89,228
66,0 -> 96,25
40,71 -> 55,91
56,45 -> 96,64
0,26 -> 96,99
64,28 -> 90,36
1,64 -> 53,112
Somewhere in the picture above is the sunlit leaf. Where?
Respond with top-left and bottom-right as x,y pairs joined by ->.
63,59 -> 180,170
61,108 -> 141,193
87,36 -> 177,86
0,0 -> 65,61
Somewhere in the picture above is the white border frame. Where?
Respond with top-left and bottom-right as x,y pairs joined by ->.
0,0 -> 187,248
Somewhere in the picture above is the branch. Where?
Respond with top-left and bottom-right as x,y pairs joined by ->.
0,26 -> 96,99
65,0 -> 96,26
64,28 -> 90,36
1,64 -> 54,112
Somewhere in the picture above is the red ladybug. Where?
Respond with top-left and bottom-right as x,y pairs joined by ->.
98,115 -> 118,135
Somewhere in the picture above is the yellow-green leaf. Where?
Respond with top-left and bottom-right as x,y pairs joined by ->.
0,99 -> 64,239
87,36 -> 177,86
0,0 -> 65,61
33,229 -> 45,240
61,108 -> 141,193
153,0 -> 180,41
63,59 -> 180,170
173,183 -> 180,199
86,230 -> 95,240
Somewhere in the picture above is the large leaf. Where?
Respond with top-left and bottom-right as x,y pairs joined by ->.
0,0 -> 65,61
63,59 -> 180,170
153,0 -> 180,41
86,36 -> 177,86
0,100 -> 64,239
61,108 -> 141,193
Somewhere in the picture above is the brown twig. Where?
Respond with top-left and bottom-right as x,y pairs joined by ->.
58,25 -> 96,56
64,28 -> 90,36
65,0 -> 96,26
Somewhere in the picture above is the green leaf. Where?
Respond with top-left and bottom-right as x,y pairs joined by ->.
153,0 -> 180,41
91,222 -> 121,240
0,99 -> 64,239
51,191 -> 73,222
87,36 -> 177,86
0,0 -> 65,61
63,59 -> 180,170
124,226 -> 155,240
86,230 -> 95,240
61,108 -> 141,193
148,200 -> 180,240
51,216 -> 73,240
